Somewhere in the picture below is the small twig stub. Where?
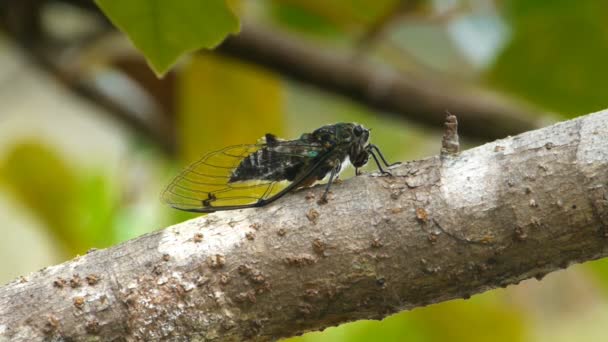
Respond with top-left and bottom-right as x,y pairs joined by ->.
441,111 -> 460,156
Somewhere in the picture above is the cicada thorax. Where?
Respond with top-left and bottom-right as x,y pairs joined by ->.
229,135 -> 348,187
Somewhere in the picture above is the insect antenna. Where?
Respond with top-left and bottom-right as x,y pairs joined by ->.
368,144 -> 400,167
368,149 -> 392,175
366,144 -> 400,175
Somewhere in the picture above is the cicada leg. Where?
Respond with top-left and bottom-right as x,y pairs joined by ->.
319,160 -> 342,204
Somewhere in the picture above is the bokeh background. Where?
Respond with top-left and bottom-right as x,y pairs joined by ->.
1,1 -> 608,341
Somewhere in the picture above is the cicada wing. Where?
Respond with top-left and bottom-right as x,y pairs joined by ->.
161,144 -> 279,212
162,143 -> 335,212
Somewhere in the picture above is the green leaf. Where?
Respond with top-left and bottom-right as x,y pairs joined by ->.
487,0 -> 608,117
94,0 -> 240,76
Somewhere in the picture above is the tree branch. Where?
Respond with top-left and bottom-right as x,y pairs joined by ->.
1,109 -> 607,341
218,24 -> 542,140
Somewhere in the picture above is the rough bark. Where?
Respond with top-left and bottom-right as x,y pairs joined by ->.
1,109 -> 607,341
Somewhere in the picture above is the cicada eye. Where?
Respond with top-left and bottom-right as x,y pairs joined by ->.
353,125 -> 363,137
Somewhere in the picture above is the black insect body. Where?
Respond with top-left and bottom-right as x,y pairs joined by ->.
162,123 -> 398,212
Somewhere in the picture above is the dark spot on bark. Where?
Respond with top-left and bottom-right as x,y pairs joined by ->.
235,290 -> 257,304
221,320 -> 236,331
371,238 -> 383,248
208,254 -> 226,269
513,226 -> 527,241
244,320 -> 263,338
53,278 -> 67,289
219,273 -> 230,285
73,296 -> 85,310
423,265 -> 440,274
70,274 -> 81,288
256,281 -> 272,294
250,271 -> 266,284
42,315 -> 59,335
245,232 -> 255,241
312,238 -> 326,255
545,142 -> 554,150
250,223 -> 261,230
306,208 -> 319,224
85,319 -> 99,335
284,254 -> 317,267
415,207 -> 429,223
494,145 -> 505,152
85,274 -> 100,286
525,187 -> 532,194
487,257 -> 498,265
193,233 -> 204,243
277,228 -> 286,236
152,265 -> 163,276
162,253 -> 170,262
376,278 -> 386,286
304,288 -> 320,301
572,204 -> 577,209
427,232 -> 439,244
389,207 -> 403,214
86,247 -> 98,254
534,273 -> 546,281
298,303 -> 313,316
196,276 -> 210,287
238,264 -> 252,275
507,180 -> 515,187
463,293 -> 471,299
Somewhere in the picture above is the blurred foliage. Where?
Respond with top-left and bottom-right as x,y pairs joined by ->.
488,0 -> 608,116
290,292 -> 526,342
583,258 -> 608,293
0,141 -> 117,255
271,0 -> 400,36
177,54 -> 284,162
95,0 -> 240,75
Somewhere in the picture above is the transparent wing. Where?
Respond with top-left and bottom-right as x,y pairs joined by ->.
162,143 -> 331,212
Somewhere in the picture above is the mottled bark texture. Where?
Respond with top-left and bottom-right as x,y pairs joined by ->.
1,109 -> 607,341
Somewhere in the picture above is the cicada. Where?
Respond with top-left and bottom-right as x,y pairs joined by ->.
162,123 -> 398,212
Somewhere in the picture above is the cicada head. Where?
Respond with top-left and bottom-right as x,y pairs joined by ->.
348,124 -> 371,168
